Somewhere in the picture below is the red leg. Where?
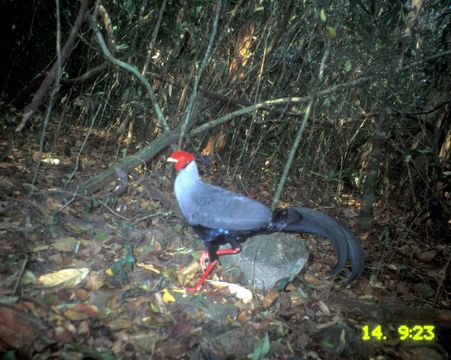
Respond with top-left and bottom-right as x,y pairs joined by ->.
186,247 -> 242,292
216,247 -> 242,256
186,259 -> 218,293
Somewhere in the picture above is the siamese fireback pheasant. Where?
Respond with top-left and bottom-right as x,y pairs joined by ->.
167,150 -> 364,291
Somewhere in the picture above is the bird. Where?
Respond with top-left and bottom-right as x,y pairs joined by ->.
167,150 -> 364,292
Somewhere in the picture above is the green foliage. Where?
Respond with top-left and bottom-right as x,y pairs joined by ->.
344,60 -> 352,72
248,333 -> 270,360
112,244 -> 136,285
7,0 -> 445,226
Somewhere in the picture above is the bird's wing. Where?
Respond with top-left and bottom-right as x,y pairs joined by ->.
180,180 -> 272,231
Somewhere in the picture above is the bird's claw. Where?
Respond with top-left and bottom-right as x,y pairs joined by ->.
199,250 -> 210,271
185,285 -> 201,293
185,259 -> 218,293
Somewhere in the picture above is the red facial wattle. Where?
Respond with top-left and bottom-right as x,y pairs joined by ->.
168,150 -> 196,171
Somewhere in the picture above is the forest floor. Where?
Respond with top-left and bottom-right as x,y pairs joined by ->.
0,124 -> 449,359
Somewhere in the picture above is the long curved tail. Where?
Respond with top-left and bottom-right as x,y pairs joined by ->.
271,207 -> 364,284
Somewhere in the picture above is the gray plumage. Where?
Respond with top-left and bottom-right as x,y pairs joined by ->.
174,161 -> 272,230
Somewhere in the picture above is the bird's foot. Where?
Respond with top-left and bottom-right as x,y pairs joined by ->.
186,284 -> 202,293
185,247 -> 241,292
186,259 -> 218,293
199,249 -> 210,270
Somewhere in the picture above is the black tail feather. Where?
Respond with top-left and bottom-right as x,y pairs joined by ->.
272,207 -> 364,283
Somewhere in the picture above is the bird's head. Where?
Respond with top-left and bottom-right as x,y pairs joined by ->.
167,150 -> 196,171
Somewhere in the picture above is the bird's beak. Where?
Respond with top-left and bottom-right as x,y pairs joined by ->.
167,157 -> 178,163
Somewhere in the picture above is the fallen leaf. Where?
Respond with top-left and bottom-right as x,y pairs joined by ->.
109,316 -> 134,331
180,261 -> 200,276
0,220 -> 22,230
130,332 -> 162,353
54,326 -> 75,343
51,237 -> 79,252
38,268 -> 89,288
137,262 -> 161,274
74,288 -> 90,301
0,306 -> 36,349
86,272 -> 105,291
178,261 -> 201,286
161,288 -> 176,303
31,244 -> 50,252
64,304 -> 98,321
416,249 -> 438,263
262,290 -> 278,308
77,320 -> 90,335
237,311 -> 250,325
207,280 -> 253,304
318,300 -> 331,315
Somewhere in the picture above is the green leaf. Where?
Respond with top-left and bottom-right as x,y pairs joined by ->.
150,302 -> 161,313
344,60 -> 352,72
173,223 -> 184,232
248,333 -> 270,360
94,232 -> 109,242
326,26 -> 337,38
320,9 -> 327,22
51,237 -> 79,252
125,0 -> 136,18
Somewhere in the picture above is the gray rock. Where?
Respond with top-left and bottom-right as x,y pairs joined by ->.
220,233 -> 309,290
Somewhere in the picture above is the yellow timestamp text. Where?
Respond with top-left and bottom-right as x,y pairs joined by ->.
362,325 -> 435,341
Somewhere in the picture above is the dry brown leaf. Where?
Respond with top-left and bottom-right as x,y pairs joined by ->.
64,304 -> 98,321
80,241 -> 103,257
130,332 -> 162,353
51,237 -> 79,252
54,326 -> 75,343
178,261 -> 201,286
0,176 -> 14,188
77,320 -> 90,336
207,280 -> 253,304
86,271 -> 105,291
38,267 -> 89,288
0,220 -> 21,230
416,249 -> 438,263
31,244 -> 50,252
74,288 -> 90,301
0,306 -> 36,350
46,197 -> 64,211
48,253 -> 63,265
304,273 -> 324,286
109,316 -> 134,331
64,309 -> 90,321
237,311 -> 250,325
261,290 -> 279,308
318,300 -> 331,316
180,260 -> 200,276
137,262 -> 161,274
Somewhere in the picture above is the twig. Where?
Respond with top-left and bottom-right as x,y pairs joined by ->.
88,8 -> 170,132
53,186 -> 80,216
97,199 -> 130,220
17,0 -> 88,131
13,255 -> 28,296
190,76 -> 371,136
64,105 -> 101,187
271,39 -> 330,209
